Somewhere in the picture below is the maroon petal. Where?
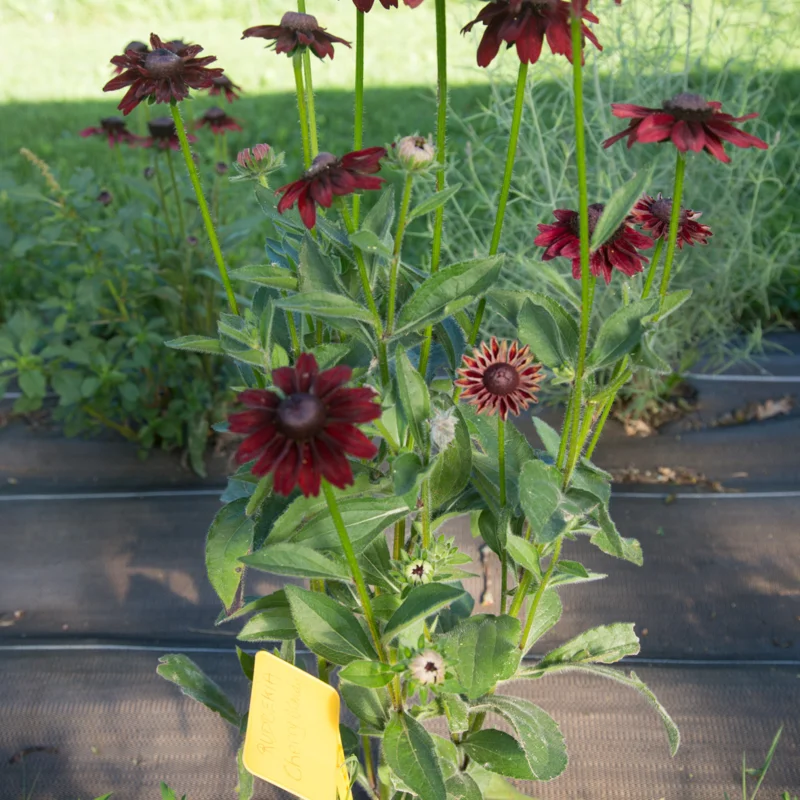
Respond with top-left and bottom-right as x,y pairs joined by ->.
314,365 -> 353,399
324,423 -> 378,459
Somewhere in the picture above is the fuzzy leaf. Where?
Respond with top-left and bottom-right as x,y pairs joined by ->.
205,500 -> 254,611
586,298 -> 658,372
166,335 -> 224,355
517,460 -> 563,543
339,660 -> 396,688
383,583 -> 466,642
230,264 -> 298,290
408,183 -> 462,220
240,543 -> 350,581
384,712 -> 447,800
396,347 -> 431,449
539,623 -> 640,667
590,166 -> 654,250
460,730 -> 534,779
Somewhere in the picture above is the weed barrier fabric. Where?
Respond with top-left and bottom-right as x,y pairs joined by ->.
2,495 -> 798,660
0,651 -> 797,799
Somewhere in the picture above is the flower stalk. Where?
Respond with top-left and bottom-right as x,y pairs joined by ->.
468,61 -> 529,346
352,9 -> 366,224
170,102 -> 239,315
518,536 -> 563,650
292,55 -> 312,170
657,151 -> 687,304
387,173 -> 414,335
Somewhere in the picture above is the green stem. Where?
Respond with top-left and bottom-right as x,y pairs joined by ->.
152,156 -> 175,241
556,391 -> 576,470
166,149 -> 186,243
468,61 -> 529,346
82,405 -> 137,441
657,151 -> 687,304
392,518 -> 405,560
421,479 -> 432,549
292,55 -> 312,170
362,735 -> 376,791
518,537 -> 563,650
507,569 -> 531,619
387,173 -> 414,335
641,237 -> 664,299
498,416 -> 508,612
339,202 -> 390,386
585,386 -> 614,459
302,51 -> 319,159
352,9 -> 365,224
170,103 -> 238,315
561,15 -> 594,490
417,0 -> 448,376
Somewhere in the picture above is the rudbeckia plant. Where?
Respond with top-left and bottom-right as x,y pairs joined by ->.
96,1 -> 768,796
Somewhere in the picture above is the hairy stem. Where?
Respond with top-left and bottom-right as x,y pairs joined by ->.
352,9 -> 365,224
518,537 -> 563,650
170,102 -> 238,315
498,416 -> 508,613
657,151 -> 687,304
641,237 -> 665,299
302,51 -> 319,159
292,56 -> 312,170
387,173 -> 414,335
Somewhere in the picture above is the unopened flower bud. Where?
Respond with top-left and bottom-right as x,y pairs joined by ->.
430,408 -> 457,452
405,559 -> 433,585
215,161 -> 229,175
143,166 -> 155,180
409,650 -> 445,685
232,143 -> 285,187
96,190 -> 113,206
396,135 -> 435,171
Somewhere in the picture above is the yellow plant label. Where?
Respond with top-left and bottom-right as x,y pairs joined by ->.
243,651 -> 352,800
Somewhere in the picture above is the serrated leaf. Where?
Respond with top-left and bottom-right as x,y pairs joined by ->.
339,659 -> 396,688
443,614 -> 521,700
471,695 -> 567,781
206,500 -> 254,611
590,166 -> 654,250
166,335 -> 224,355
230,264 -> 298,290
383,583 -> 466,642
393,256 -> 504,337
157,654 -> 239,727
539,623 -> 640,667
408,183 -> 462,221
384,712 -> 447,800
285,585 -> 378,666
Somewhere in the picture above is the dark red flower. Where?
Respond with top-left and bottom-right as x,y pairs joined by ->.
113,41 -> 148,74
352,0 -> 424,12
165,39 -> 192,54
228,353 -> 381,496
104,32 -> 224,115
209,75 -> 242,103
461,0 -> 600,68
276,148 -> 386,229
141,116 -> 197,151
242,12 -> 351,60
195,106 -> 243,135
602,93 -> 768,163
631,193 -> 712,248
96,190 -> 114,206
80,116 -> 142,147
456,338 -> 543,420
535,204 -> 653,283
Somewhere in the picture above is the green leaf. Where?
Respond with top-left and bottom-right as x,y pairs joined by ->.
205,500 -> 254,611
166,335 -> 224,355
285,585 -> 378,666
532,417 -> 561,457
339,659 -> 396,688
521,664 -> 680,756
157,654 -> 239,727
443,614 -> 522,700
441,693 -> 470,735
445,772 -> 482,800
590,166 -> 654,250
505,535 -> 541,578
240,543 -> 350,581
646,288 -> 692,323
393,451 -> 426,499
591,504 -> 643,565
586,298 -> 658,372
408,183 -> 462,221
384,712 -> 447,800
276,291 -> 373,323
467,765 -> 529,799
394,256 -> 504,337
471,695 -> 567,781
340,682 -> 392,733
383,583 -> 466,642
539,623 -> 640,667
521,589 -> 562,653
238,605 -> 297,641
271,494 -> 410,555
460,730 -> 534,779
518,298 -> 569,368
298,234 -> 345,294
230,264 -> 298,291
18,369 -> 46,398
517,460 -> 563,543
51,370 -> 83,405
237,743 -> 254,800
429,407 -> 472,511
350,228 -> 393,258
235,645 -> 255,681
395,347 -> 431,449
